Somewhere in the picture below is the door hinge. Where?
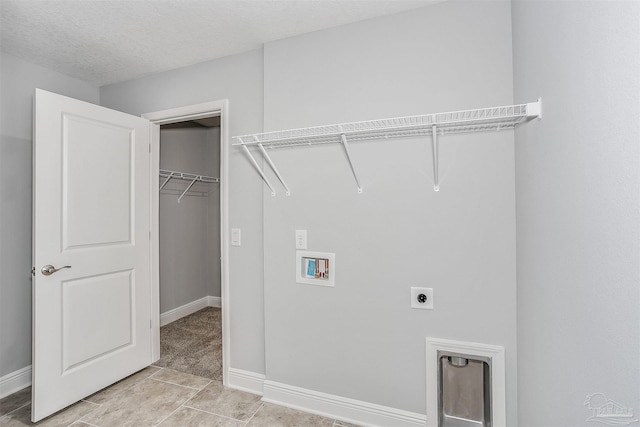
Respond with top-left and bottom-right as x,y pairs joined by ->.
150,320 -> 152,329
149,143 -> 151,153
31,267 -> 35,276
149,231 -> 151,240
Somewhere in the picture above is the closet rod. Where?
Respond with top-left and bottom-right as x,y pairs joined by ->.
159,169 -> 220,202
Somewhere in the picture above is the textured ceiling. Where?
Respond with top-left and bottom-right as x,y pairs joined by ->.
0,0 -> 438,86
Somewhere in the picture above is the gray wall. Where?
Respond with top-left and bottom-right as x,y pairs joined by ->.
262,1 -> 517,421
0,52 -> 99,377
159,126 -> 220,313
100,49 -> 265,374
512,1 -> 640,425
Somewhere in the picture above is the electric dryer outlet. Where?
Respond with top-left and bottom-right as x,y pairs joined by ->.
411,287 -> 434,309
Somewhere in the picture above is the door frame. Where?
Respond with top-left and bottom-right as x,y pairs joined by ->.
142,100 -> 230,385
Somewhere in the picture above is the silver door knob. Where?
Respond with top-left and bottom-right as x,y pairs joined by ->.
41,265 -> 71,276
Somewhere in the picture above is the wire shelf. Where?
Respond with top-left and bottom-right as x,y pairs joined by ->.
232,101 -> 540,148
231,100 -> 541,194
159,169 -> 219,184
159,169 -> 220,202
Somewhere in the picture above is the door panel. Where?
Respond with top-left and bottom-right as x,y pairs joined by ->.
63,114 -> 134,248
61,270 -> 134,371
32,89 -> 152,422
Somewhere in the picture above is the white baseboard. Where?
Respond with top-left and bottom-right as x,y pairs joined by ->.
160,295 -> 221,326
227,368 -> 265,395
263,380 -> 426,427
0,365 -> 31,399
206,295 -> 222,308
226,370 -> 426,427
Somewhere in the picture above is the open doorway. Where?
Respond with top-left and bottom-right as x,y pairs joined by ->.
142,100 -> 230,386
154,118 -> 221,379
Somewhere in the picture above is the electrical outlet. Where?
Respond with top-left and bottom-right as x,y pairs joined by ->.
410,287 -> 433,310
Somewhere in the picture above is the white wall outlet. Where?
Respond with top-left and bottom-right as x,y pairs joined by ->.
231,228 -> 241,246
295,230 -> 307,249
411,287 -> 433,309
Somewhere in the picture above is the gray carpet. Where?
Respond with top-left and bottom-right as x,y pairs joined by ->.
154,307 -> 222,380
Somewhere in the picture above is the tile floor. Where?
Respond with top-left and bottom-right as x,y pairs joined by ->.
0,308 -> 360,426
0,366 -> 358,426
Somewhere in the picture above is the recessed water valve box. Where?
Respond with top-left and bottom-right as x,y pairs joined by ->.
411,287 -> 433,309
296,250 -> 335,287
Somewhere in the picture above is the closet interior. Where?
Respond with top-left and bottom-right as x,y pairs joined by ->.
156,117 -> 222,380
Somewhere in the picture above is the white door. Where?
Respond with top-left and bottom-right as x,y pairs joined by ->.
32,89 -> 155,422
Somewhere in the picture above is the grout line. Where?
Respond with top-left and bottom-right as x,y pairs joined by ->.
77,400 -> 103,425
181,401 -> 251,422
154,405 -> 182,426
149,377 -> 208,391
79,399 -> 100,406
181,386 -> 204,406
1,401 -> 31,418
200,379 -> 214,393
181,405 -> 247,424
243,402 -> 263,426
73,419 -> 100,427
154,387 -> 202,426
148,367 -> 165,376
153,402 -> 184,426
149,368 -> 214,391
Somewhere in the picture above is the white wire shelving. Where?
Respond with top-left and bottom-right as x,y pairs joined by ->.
232,99 -> 541,194
159,169 -> 220,203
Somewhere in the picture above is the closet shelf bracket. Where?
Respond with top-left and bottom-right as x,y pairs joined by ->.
160,171 -> 175,191
431,122 -> 439,192
257,139 -> 291,196
238,137 -> 277,196
177,177 -> 198,203
339,130 -> 363,194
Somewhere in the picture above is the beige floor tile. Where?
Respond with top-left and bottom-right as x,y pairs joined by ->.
81,378 -> 197,427
0,388 -> 31,417
150,368 -> 211,390
247,403 -> 334,427
157,407 -> 244,426
69,423 -> 94,427
184,382 -> 262,422
333,421 -> 362,427
0,401 -> 99,427
84,366 -> 161,404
